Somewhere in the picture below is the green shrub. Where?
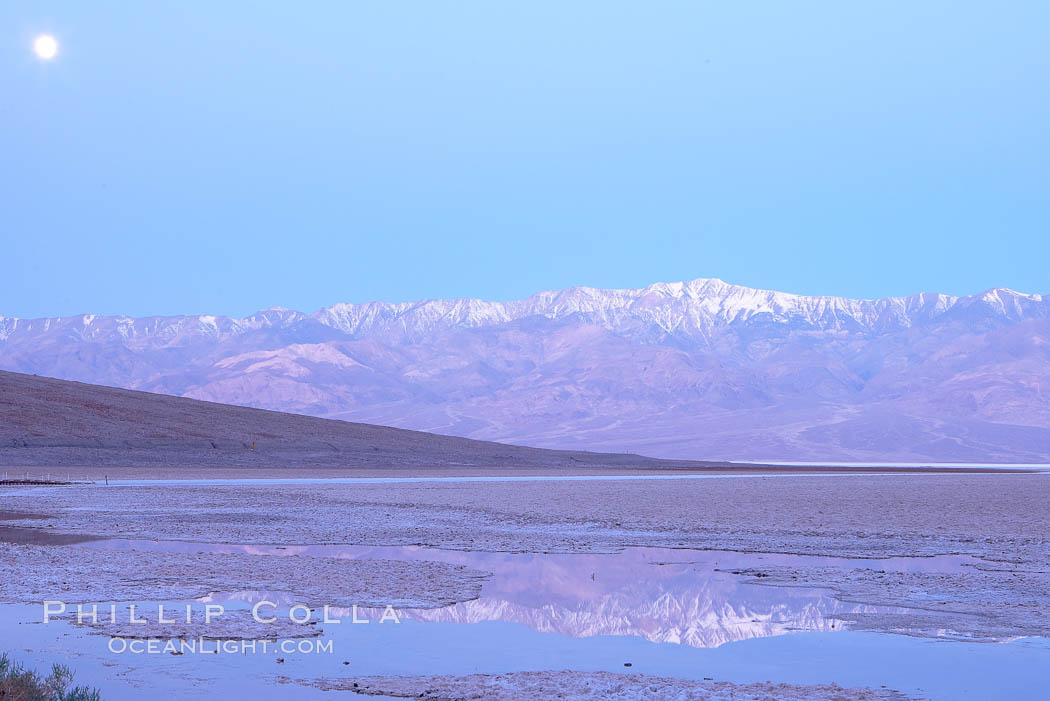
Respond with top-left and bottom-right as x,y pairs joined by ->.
0,653 -> 101,701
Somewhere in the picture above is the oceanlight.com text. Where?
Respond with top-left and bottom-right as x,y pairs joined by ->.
107,637 -> 335,655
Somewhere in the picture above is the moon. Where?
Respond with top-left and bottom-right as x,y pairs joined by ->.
34,34 -> 59,60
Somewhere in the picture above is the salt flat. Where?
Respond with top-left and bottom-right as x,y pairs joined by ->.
1,470 -> 1048,699
4,473 -> 1048,638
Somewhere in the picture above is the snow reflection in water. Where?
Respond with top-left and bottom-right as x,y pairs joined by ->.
1,537 -> 1041,701
77,539 -> 977,648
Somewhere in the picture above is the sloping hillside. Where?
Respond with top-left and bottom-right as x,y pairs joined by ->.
0,370 -> 710,468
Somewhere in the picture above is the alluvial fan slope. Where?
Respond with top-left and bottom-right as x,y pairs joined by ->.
0,370 -> 709,467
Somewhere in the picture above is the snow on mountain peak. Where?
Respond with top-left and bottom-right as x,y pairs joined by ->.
2,277 -> 1049,463
1,279 -> 1046,345
305,278 -> 1046,339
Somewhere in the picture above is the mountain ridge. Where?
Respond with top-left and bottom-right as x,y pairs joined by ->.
2,278 -> 1048,463
3,277 -> 1047,341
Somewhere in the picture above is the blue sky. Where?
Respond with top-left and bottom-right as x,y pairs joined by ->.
4,2 -> 1049,318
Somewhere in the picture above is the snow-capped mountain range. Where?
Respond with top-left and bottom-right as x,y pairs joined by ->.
3,278 -> 1049,462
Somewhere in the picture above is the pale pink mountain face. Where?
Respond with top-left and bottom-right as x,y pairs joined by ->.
2,279 -> 1048,462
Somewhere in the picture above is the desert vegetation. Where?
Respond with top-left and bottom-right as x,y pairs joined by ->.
0,654 -> 100,701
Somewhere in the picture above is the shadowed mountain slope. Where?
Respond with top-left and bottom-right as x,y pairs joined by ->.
0,370 -> 711,468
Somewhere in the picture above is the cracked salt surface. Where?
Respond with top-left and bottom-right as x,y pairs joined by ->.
5,538 -> 1047,699
47,470 -> 1049,487
3,474 -> 1049,698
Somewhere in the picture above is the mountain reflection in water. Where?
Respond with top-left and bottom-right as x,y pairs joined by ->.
179,545 -> 934,648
